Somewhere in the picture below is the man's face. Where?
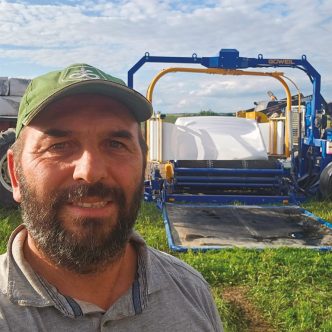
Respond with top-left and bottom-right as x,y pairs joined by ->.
9,94 -> 145,274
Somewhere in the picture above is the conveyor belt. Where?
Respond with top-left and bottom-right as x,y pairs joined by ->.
169,159 -> 289,197
164,204 -> 332,250
174,160 -> 281,169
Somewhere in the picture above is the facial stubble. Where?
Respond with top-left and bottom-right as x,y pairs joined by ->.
18,169 -> 143,274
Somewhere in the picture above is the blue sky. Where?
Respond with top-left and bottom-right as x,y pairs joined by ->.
0,0 -> 331,113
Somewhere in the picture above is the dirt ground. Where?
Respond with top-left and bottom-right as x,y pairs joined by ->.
221,286 -> 276,332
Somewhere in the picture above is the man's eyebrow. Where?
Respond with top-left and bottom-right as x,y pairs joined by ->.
43,129 -> 73,137
109,130 -> 134,139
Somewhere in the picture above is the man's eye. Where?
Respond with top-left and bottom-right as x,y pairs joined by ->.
49,142 -> 71,151
107,140 -> 125,149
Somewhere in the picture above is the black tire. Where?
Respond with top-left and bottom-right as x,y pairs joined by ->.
319,162 -> 332,200
0,128 -> 17,208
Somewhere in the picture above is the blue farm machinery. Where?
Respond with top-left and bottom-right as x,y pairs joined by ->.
129,49 -> 332,251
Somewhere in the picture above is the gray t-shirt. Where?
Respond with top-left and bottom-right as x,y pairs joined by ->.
0,226 -> 223,331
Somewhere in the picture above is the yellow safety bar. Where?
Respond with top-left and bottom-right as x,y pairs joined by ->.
283,75 -> 302,112
146,67 -> 293,160
165,162 -> 174,183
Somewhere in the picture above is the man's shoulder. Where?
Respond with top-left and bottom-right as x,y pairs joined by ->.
0,252 -> 8,264
143,247 -> 223,331
146,246 -> 208,287
0,252 -> 8,291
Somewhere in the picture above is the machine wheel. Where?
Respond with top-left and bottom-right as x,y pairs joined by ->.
319,162 -> 332,200
0,128 -> 17,208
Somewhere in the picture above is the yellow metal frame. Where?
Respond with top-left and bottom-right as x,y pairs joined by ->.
146,67 -> 293,160
237,110 -> 269,123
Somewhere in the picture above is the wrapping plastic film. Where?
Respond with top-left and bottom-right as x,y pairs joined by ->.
149,116 -> 269,161
0,77 -> 30,116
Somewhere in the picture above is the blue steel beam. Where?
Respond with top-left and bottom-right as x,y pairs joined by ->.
174,182 -> 280,188
174,167 -> 285,175
175,176 -> 280,183
128,49 -> 321,142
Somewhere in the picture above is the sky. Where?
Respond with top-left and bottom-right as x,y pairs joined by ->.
0,0 -> 331,114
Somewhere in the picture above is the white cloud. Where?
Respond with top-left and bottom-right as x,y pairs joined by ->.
0,0 -> 331,112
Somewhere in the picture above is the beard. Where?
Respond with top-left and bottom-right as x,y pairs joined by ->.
18,171 -> 143,274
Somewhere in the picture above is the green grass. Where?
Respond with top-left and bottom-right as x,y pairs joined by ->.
135,201 -> 332,332
1,202 -> 332,331
0,208 -> 21,253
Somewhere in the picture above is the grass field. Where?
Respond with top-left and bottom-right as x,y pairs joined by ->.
1,201 -> 332,332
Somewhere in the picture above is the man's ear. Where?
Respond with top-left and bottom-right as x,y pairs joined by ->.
7,149 -> 22,203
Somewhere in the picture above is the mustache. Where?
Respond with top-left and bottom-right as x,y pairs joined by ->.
51,182 -> 125,206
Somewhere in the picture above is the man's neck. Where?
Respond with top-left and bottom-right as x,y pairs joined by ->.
23,234 -> 138,311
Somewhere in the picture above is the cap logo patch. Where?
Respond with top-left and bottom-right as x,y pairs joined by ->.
61,64 -> 108,82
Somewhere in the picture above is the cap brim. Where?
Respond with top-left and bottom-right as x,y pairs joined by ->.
36,80 -> 153,123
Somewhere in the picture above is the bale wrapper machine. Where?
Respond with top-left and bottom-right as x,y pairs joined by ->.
128,49 -> 332,251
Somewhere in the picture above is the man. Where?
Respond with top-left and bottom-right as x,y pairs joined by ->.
0,63 -> 223,331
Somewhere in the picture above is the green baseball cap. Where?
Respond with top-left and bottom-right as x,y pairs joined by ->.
16,63 -> 153,137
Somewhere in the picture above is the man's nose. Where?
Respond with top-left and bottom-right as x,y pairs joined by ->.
73,149 -> 108,183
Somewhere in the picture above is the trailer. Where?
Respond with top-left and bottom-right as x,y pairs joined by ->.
129,49 -> 332,251
0,77 -> 30,207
